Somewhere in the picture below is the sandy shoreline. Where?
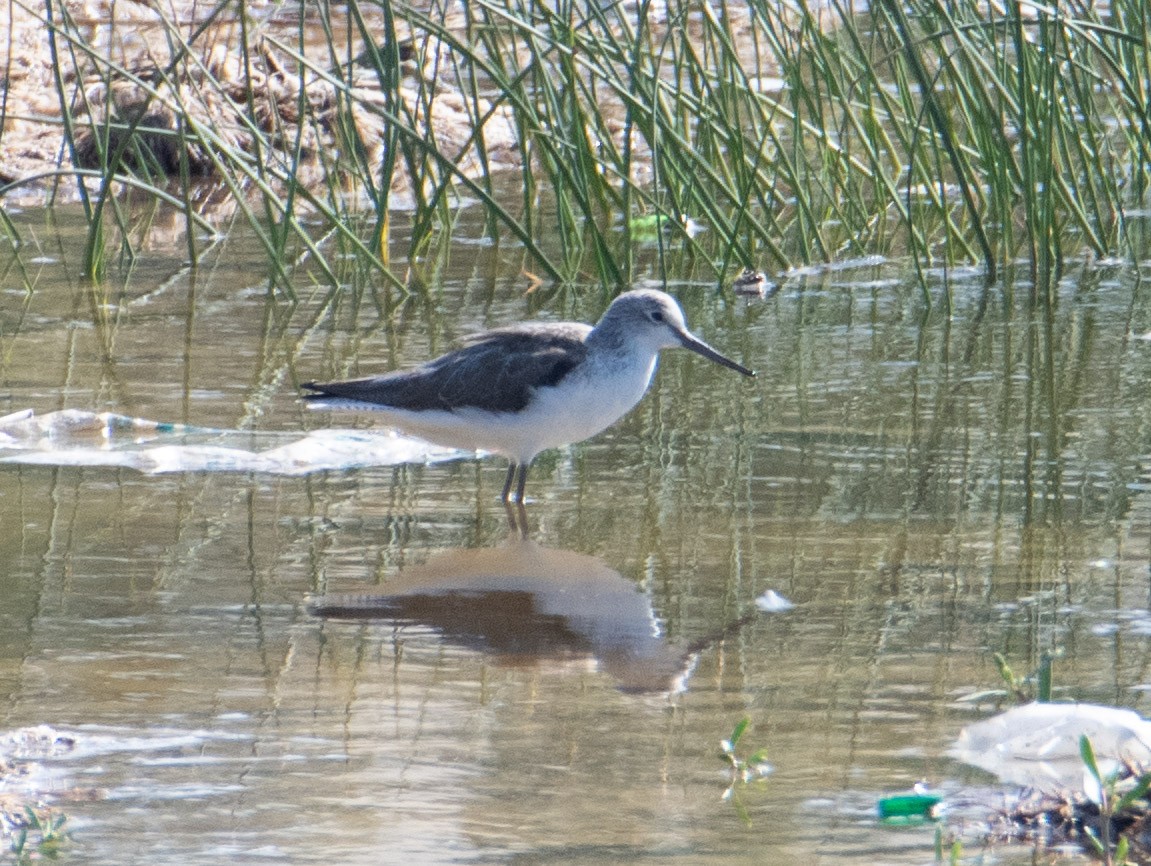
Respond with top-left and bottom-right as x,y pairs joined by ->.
0,0 -> 524,207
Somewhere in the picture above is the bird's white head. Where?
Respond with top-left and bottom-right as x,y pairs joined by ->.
594,290 -> 755,377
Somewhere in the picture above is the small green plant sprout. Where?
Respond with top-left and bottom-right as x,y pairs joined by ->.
933,826 -> 963,865
995,651 -> 1056,703
9,805 -> 70,862
959,651 -> 1058,705
992,653 -> 1029,702
719,717 -> 772,800
1079,734 -> 1151,866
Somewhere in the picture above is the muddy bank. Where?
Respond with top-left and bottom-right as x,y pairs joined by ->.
0,0 -> 522,208
1,0 -> 782,214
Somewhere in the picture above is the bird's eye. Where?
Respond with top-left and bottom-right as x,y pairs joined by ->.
650,310 -> 664,322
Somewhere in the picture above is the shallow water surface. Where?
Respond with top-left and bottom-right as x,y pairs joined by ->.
3,212 -> 1151,863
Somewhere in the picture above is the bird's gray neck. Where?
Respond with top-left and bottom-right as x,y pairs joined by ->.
582,332 -> 658,384
586,322 -> 633,356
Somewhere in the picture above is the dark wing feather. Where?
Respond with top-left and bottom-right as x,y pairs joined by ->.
303,324 -> 590,414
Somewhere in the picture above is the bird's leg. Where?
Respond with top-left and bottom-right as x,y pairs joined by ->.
504,500 -> 529,538
514,464 -> 529,504
501,463 -> 519,503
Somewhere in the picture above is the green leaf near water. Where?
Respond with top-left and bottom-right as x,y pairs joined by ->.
1079,734 -> 1102,784
728,716 -> 750,749
1115,772 -> 1151,813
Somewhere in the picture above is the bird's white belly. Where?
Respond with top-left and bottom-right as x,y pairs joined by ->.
506,360 -> 655,458
343,355 -> 657,463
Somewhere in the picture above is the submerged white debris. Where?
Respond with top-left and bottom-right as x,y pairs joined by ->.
0,725 -> 76,761
754,590 -> 795,613
0,409 -> 460,475
950,702 -> 1151,797
0,407 -> 191,443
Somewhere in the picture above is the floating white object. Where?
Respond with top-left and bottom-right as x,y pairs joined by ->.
0,409 -> 459,475
754,590 -> 795,613
949,702 -> 1151,795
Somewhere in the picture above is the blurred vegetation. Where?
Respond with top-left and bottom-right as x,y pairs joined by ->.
0,0 -> 1148,295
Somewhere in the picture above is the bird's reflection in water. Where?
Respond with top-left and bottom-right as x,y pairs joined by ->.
309,518 -> 696,694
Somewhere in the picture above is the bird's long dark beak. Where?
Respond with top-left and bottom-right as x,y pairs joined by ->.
678,330 -> 755,377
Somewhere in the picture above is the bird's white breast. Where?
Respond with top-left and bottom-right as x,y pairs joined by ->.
505,351 -> 659,460
312,349 -> 659,464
